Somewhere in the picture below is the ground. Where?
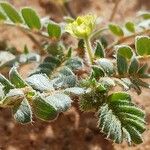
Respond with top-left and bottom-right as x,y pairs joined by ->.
0,0 -> 150,150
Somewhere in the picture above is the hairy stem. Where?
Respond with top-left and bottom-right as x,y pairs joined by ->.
106,29 -> 150,56
90,27 -> 108,41
84,38 -> 94,64
0,23 -> 50,41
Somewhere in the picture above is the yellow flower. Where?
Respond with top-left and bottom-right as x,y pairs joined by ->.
66,14 -> 96,39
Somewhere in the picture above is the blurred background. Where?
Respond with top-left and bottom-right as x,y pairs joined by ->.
0,0 -> 150,150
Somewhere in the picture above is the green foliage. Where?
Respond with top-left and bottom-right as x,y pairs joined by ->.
21,7 -> 41,30
47,22 -> 61,39
117,50 -> 129,75
13,98 -> 32,124
64,87 -> 85,95
33,55 -> 61,75
9,67 -> 27,88
135,36 -> 150,56
0,2 -> 23,23
99,36 -> 108,48
0,3 -> 62,39
33,92 -> 72,121
91,65 -> 105,79
128,57 -> 139,74
0,89 -> 24,107
0,68 -> 74,123
94,41 -> 105,58
46,93 -> 72,112
117,45 -> 133,60
108,23 -> 124,36
138,11 -> 150,20
53,67 -> 76,88
65,57 -> 84,71
96,58 -> 114,76
26,74 -> 54,92
0,84 -> 4,100
98,92 -> 145,144
115,40 -> 150,94
80,77 -> 146,144
138,64 -> 148,75
0,74 -> 14,93
79,35 -> 150,145
125,22 -> 135,33
32,94 -> 58,121
0,10 -> 6,21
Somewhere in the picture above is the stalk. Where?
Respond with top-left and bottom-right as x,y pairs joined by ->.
84,38 -> 94,64
90,27 -> 108,41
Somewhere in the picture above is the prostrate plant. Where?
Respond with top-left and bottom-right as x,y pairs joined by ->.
0,1 -> 150,146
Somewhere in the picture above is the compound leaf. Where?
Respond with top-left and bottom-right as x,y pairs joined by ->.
98,92 -> 145,144
132,78 -> 150,89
